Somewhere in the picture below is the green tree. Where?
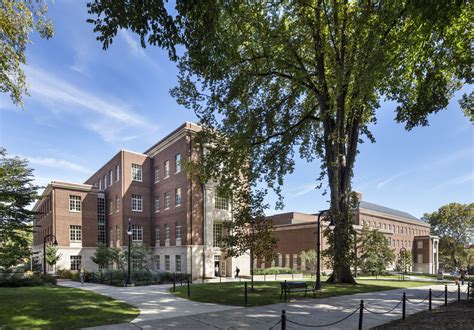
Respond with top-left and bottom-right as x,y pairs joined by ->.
395,250 -> 413,273
300,249 -> 317,273
0,148 -> 39,270
357,225 -> 394,276
423,203 -> 474,270
90,243 -> 113,269
0,0 -> 53,107
45,244 -> 61,272
87,1 -> 471,283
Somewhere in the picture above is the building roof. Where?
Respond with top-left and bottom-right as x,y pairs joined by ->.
358,201 -> 423,222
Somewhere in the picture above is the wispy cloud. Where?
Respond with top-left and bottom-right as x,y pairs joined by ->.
376,170 -> 413,190
23,156 -> 91,174
431,173 -> 474,191
25,66 -> 158,142
286,183 -> 319,197
119,30 -> 160,71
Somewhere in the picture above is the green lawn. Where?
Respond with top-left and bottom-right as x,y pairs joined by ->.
0,285 -> 139,328
173,279 -> 439,307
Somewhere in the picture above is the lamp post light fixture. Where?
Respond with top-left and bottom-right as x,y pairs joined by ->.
126,218 -> 133,286
43,234 -> 58,275
316,209 -> 335,290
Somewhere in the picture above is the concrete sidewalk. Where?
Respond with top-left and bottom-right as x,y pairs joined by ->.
59,281 -> 469,329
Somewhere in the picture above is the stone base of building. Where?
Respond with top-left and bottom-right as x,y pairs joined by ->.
413,262 -> 436,274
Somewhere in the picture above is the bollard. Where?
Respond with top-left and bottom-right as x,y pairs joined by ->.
358,300 -> 364,330
264,274 -> 266,282
220,273 -> 222,283
187,278 -> 190,298
467,282 -> 470,301
284,280 -> 287,302
402,293 -> 406,319
281,310 -> 286,330
429,288 -> 432,311
445,285 -> 447,306
244,282 -> 248,307
458,283 -> 460,302
173,273 -> 177,292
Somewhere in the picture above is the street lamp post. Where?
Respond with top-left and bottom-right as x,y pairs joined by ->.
400,247 -> 407,281
316,210 -> 335,290
126,218 -> 133,286
43,234 -> 58,275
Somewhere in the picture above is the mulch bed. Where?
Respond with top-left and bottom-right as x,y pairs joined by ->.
372,300 -> 474,329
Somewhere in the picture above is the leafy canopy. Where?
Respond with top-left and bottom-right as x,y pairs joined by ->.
357,224 -> 395,276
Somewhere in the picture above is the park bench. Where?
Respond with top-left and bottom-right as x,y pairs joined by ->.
280,281 -> 316,300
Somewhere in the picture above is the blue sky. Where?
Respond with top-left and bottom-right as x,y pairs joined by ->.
0,1 -> 472,219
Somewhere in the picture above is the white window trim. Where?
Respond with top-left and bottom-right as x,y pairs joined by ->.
131,164 -> 143,182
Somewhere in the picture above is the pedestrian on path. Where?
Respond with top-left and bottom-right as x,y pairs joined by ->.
234,266 -> 240,278
80,268 -> 85,286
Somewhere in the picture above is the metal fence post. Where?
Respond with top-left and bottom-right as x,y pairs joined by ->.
284,280 -> 287,302
187,278 -> 190,298
445,285 -> 447,306
358,300 -> 364,330
458,283 -> 460,302
281,310 -> 286,330
173,273 -> 176,292
244,282 -> 248,307
429,288 -> 432,311
467,282 -> 470,300
402,293 -> 406,319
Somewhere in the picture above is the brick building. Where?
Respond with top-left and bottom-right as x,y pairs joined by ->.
261,195 -> 439,274
33,122 -> 250,279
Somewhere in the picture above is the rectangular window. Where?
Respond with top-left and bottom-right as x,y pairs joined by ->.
131,194 -> 143,212
417,241 -> 423,249
165,255 -> 170,271
164,192 -> 170,209
215,196 -> 229,210
213,223 -> 223,248
99,178 -> 102,191
154,197 -> 160,213
69,195 -> 81,212
132,225 -> 143,241
155,226 -> 160,245
175,154 -> 182,173
70,256 -> 82,271
154,167 -> 160,183
156,255 -> 160,270
97,197 -> 106,243
115,195 -> 120,212
109,199 -> 113,215
165,224 -> 170,240
164,160 -> 170,178
70,225 -> 82,242
104,175 -> 107,189
98,224 -> 106,244
131,164 -> 143,181
109,170 -> 113,186
116,225 -> 121,245
176,223 -> 182,240
115,164 -> 120,182
176,255 -> 182,272
175,187 -> 181,207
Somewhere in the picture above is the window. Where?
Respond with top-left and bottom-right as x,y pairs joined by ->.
165,255 -> 170,271
417,241 -> 423,249
104,174 -> 107,189
175,188 -> 181,206
165,224 -> 170,240
156,255 -> 161,270
154,197 -> 160,213
215,196 -> 229,210
99,178 -> 102,191
97,197 -> 106,243
109,170 -> 113,186
132,225 -> 143,241
164,160 -> 170,178
131,194 -> 143,212
176,223 -> 182,240
116,225 -> 121,245
383,224 -> 387,230
175,154 -> 182,173
70,256 -> 82,271
98,224 -> 106,244
115,165 -> 120,182
293,255 -> 298,269
213,223 -> 223,248
155,226 -> 160,245
417,254 -> 423,263
164,192 -> 170,209
70,225 -> 82,242
131,164 -> 142,181
154,167 -> 160,183
108,199 -> 112,214
116,195 -> 120,212
176,255 -> 182,272
69,195 -> 81,212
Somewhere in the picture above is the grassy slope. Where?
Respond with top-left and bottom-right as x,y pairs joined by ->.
173,279 -> 439,307
0,285 -> 139,328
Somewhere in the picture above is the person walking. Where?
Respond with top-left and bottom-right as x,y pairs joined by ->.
234,266 -> 240,278
80,268 -> 85,286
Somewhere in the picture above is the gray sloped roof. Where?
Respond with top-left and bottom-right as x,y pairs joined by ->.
359,201 -> 424,222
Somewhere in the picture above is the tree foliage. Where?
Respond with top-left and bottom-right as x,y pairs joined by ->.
0,148 -> 39,270
300,249 -> 317,273
357,225 -> 394,276
87,0 -> 471,283
90,243 -> 113,269
395,249 -> 413,273
423,202 -> 474,270
0,0 -> 53,107
45,244 -> 61,267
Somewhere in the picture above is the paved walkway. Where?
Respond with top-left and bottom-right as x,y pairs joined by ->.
58,281 -> 469,329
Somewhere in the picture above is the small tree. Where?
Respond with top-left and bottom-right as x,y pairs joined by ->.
300,250 -> 317,273
358,225 -> 395,276
396,250 -> 413,273
45,244 -> 61,272
91,243 -> 113,270
129,243 -> 152,270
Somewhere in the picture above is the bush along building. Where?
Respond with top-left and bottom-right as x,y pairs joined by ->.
262,193 -> 439,274
33,123 -> 250,279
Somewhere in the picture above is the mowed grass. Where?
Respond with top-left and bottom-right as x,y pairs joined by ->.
173,279 -> 439,307
0,285 -> 139,328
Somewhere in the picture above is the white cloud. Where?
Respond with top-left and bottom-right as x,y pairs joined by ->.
24,156 -> 91,174
431,173 -> 474,191
286,183 -> 319,197
24,66 -> 158,142
119,30 -> 161,71
376,170 -> 412,190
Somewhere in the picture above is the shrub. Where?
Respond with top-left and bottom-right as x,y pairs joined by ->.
57,269 -> 74,279
253,267 -> 298,275
0,273 -> 56,287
